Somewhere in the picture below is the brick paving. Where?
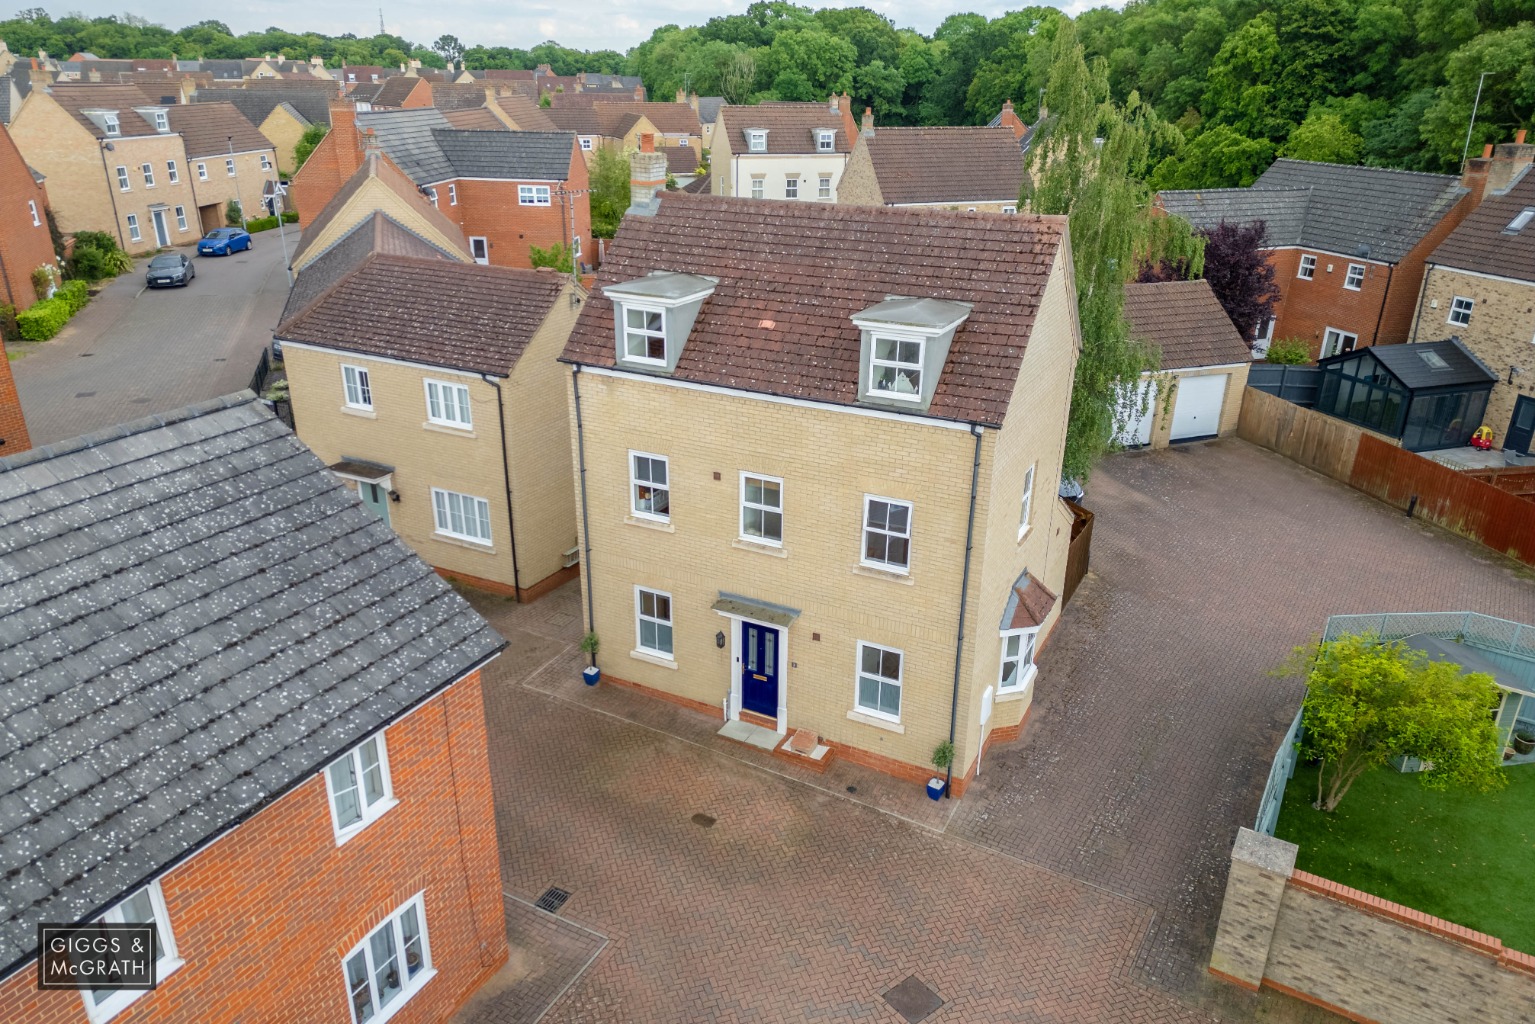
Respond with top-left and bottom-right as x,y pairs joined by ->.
10,236 -> 292,445
450,896 -> 607,1024
458,438 -> 1534,1022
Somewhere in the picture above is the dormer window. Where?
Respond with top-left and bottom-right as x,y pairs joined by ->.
153,110 -> 168,132
102,111 -> 120,136
747,129 -> 767,153
870,335 -> 924,398
625,307 -> 666,363
816,129 -> 835,152
603,271 -> 719,372
852,296 -> 973,411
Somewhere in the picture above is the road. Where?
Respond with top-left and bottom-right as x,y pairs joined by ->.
11,231 -> 294,446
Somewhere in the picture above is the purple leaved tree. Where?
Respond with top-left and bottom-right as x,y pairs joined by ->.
1137,219 -> 1281,349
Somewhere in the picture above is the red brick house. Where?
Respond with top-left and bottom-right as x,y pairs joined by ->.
1158,159 -> 1485,360
0,394 -> 508,1024
0,119 -> 58,313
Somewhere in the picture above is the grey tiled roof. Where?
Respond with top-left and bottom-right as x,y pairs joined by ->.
1345,338 -> 1497,390
696,97 -> 724,126
193,88 -> 331,128
1159,159 -> 1468,264
432,129 -> 574,180
357,107 -> 457,183
0,394 -> 504,977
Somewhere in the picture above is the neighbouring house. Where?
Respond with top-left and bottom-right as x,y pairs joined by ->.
166,102 -> 281,234
1410,132 -> 1535,454
0,393 -> 509,1024
560,182 -> 1081,795
277,222 -> 583,600
694,95 -> 724,149
0,120 -> 58,315
0,70 -> 31,125
357,75 -> 432,112
339,64 -> 389,85
712,96 -> 857,202
0,335 -> 27,453
1117,280 -> 1252,448
10,83 -> 201,252
56,57 -> 175,82
485,93 -> 558,132
193,87 -> 333,176
1158,158 -> 1490,358
544,104 -> 662,164
838,116 -> 1025,213
1313,338 -> 1496,451
547,97 -> 702,153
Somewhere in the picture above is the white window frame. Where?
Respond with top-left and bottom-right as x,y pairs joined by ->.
518,184 -> 551,206
621,304 -> 666,364
225,157 -> 236,177
166,160 -> 179,184
115,165 -> 130,191
323,732 -> 396,842
997,628 -> 1040,694
1002,204 -> 1017,215
854,641 -> 903,722
579,137 -> 594,151
469,236 -> 488,265
867,333 -> 925,401
431,488 -> 493,545
196,162 -> 208,181
342,364 -> 373,410
861,494 -> 912,573
141,162 -> 155,188
1507,208 -> 1534,232
151,109 -> 168,132
125,214 -> 141,242
102,111 -> 120,136
635,585 -> 674,659
739,472 -> 783,546
423,378 -> 472,429
447,183 -> 457,206
1448,295 -> 1474,327
80,882 -> 182,1024
750,177 -> 764,200
784,176 -> 799,200
28,200 -> 39,227
1344,263 -> 1365,291
426,187 -> 438,208
342,892 -> 434,1024
260,153 -> 272,171
1018,463 -> 1036,538
629,451 -> 670,522
747,129 -> 767,153
1297,254 -> 1317,280
1321,327 -> 1358,358
816,129 -> 835,153
818,175 -> 831,200
174,205 -> 187,232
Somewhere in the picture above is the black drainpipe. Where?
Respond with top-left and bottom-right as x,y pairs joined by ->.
945,422 -> 985,797
1410,264 -> 1433,344
571,363 -> 597,663
1370,262 -> 1395,344
98,142 -> 127,250
482,374 -> 523,600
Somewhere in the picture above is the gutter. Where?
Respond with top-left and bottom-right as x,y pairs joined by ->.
945,422 -> 985,797
571,363 -> 597,661
1371,262 -> 1395,344
481,374 -> 523,600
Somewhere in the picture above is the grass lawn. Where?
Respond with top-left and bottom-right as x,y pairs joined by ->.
1275,761 -> 1535,954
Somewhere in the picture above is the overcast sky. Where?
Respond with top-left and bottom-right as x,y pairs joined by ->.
57,0 -> 1099,53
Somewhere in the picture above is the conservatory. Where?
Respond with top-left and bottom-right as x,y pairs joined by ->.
1314,339 -> 1496,451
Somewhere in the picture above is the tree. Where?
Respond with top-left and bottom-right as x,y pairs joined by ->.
432,34 -> 464,64
588,146 -> 630,238
1149,125 -> 1274,189
1280,111 -> 1363,163
1285,634 -> 1505,812
1419,24 -> 1535,170
1194,221 -> 1281,344
292,124 -> 328,172
529,241 -> 574,272
719,49 -> 758,105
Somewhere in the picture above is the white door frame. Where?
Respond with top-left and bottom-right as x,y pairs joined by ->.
469,236 -> 489,265
714,610 -> 789,734
1320,326 -> 1358,359
150,208 -> 170,247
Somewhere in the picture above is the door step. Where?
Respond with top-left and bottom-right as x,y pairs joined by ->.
773,729 -> 834,773
717,719 -> 781,751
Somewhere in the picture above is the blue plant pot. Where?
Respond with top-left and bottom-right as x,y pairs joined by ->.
582,666 -> 601,686
926,778 -> 946,800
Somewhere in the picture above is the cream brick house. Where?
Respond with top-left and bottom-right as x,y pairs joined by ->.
167,102 -> 280,234
277,214 -> 583,600
560,192 -> 1081,795
838,119 -> 1025,214
712,96 -> 856,202
1411,140 -> 1535,454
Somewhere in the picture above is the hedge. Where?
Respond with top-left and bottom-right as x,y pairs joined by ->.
17,297 -> 73,341
244,211 -> 300,234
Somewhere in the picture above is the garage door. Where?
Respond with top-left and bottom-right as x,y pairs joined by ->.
1170,374 -> 1228,442
1113,378 -> 1155,447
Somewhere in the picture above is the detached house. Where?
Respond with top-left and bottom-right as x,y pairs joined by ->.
0,394 -> 509,1024
1158,159 -> 1486,359
712,97 -> 857,202
0,120 -> 57,314
166,102 -> 280,234
561,190 -> 1081,794
838,119 -> 1025,213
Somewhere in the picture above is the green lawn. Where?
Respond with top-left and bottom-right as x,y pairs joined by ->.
1275,761 -> 1535,954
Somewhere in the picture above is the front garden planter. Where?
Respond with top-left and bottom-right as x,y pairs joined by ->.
926,778 -> 946,800
1514,731 -> 1535,756
582,666 -> 601,686
579,631 -> 600,685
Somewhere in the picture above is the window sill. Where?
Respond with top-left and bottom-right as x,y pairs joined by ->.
341,406 -> 377,419
997,666 -> 1037,702
1017,524 -> 1032,543
432,533 -> 495,554
846,709 -> 904,734
333,797 -> 399,847
625,515 -> 675,533
421,421 -> 476,438
733,537 -> 786,557
368,967 -> 437,1024
630,648 -> 678,670
852,563 -> 913,585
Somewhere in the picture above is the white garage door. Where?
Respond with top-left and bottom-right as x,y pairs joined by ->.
1170,374 -> 1228,441
1112,378 -> 1155,447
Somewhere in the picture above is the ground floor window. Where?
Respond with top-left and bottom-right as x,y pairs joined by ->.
636,586 -> 674,657
998,628 -> 1039,692
856,641 -> 903,720
431,488 -> 492,545
126,214 -> 141,243
174,206 -> 188,232
344,894 -> 432,1024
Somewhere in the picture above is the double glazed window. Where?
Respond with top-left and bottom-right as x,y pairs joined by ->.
103,111 -> 120,136
83,882 -> 179,1022
1297,254 -> 1316,280
785,176 -> 799,199
630,452 -> 670,521
447,184 -> 457,205
869,335 -> 923,398
740,473 -> 782,544
342,365 -> 373,409
424,379 -> 472,428
856,642 -> 903,720
152,110 -> 168,132
817,130 -> 835,152
166,160 -> 179,184
1449,296 -> 1474,326
141,163 -> 155,187
28,200 -> 38,227
116,165 -> 130,191
862,496 -> 911,571
750,177 -> 764,199
1018,464 -> 1035,535
126,214 -> 141,242
174,206 -> 187,232
432,489 -> 492,545
636,587 -> 674,657
580,137 -> 594,151
998,629 -> 1039,692
623,305 -> 665,363
343,895 -> 431,1024
1344,263 -> 1365,291
325,734 -> 393,838
197,162 -> 208,180
225,158 -> 236,176
818,175 -> 831,199
518,185 -> 551,206
747,130 -> 767,152
260,154 -> 272,171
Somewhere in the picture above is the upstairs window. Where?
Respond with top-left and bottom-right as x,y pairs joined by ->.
1018,463 -> 1035,536
818,175 -> 831,200
424,379 -> 472,428
325,733 -> 394,840
750,177 -> 764,199
1002,205 -> 1017,214
447,183 -> 457,205
747,129 -> 767,153
342,365 -> 373,410
579,137 -> 593,151
343,895 -> 431,1024
740,473 -> 783,545
152,110 -> 168,132
141,163 -> 155,188
116,165 -> 130,191
630,452 -> 670,521
102,111 -> 120,136
425,187 -> 438,208
518,185 -> 551,206
1297,254 -> 1316,280
28,200 -> 39,226
1344,263 -> 1365,291
225,158 -> 236,176
816,129 -> 835,152
623,306 -> 665,363
197,162 -> 208,180
862,495 -> 911,572
1449,296 -> 1474,326
868,335 -> 923,399
82,882 -> 180,1022
260,154 -> 272,171
166,159 -> 179,183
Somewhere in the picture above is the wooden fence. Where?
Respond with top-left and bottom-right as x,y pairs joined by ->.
1062,499 -> 1094,605
1236,387 -> 1365,484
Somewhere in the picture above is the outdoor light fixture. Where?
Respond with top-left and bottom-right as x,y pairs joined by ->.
715,631 -> 726,649
1510,365 -> 1525,386
389,490 -> 401,503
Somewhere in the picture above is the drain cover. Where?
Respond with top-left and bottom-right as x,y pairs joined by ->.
74,391 -> 96,398
883,975 -> 943,1024
535,887 -> 571,914
691,813 -> 716,828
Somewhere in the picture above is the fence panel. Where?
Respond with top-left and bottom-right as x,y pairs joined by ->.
1247,364 -> 1320,406
1255,707 -> 1304,835
1062,499 -> 1094,605
248,347 -> 270,397
1236,387 -> 1366,483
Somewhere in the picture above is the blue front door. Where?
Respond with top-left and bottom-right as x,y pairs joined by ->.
741,622 -> 779,718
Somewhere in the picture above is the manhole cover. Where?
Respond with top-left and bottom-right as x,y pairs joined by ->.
74,391 -> 95,398
78,353 -> 93,357
691,813 -> 716,828
883,975 -> 943,1024
535,887 -> 571,914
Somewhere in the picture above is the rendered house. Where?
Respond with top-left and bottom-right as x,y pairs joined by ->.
561,190 -> 1081,794
0,394 -> 508,1024
1410,133 -> 1535,454
838,117 -> 1025,213
277,204 -> 583,601
1158,159 -> 1489,359
165,102 -> 280,234
712,96 -> 857,202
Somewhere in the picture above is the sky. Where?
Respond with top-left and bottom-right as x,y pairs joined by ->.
52,0 -> 1100,53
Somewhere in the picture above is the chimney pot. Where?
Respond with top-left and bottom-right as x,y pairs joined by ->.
1483,143 -> 1495,158
1518,129 -> 1528,145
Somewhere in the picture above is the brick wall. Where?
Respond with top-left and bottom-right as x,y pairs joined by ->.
1414,265 -> 1535,441
1210,828 -> 1535,1023
0,339 -> 30,453
833,141 -> 884,206
1141,363 -> 1250,449
260,106 -> 309,177
289,104 -> 361,226
0,669 -> 507,1024
449,172 -> 589,271
186,146 -> 281,233
0,123 -> 59,315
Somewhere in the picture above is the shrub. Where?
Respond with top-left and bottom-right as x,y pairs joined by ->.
225,200 -> 243,226
244,215 -> 279,233
282,210 -> 297,224
68,232 -> 132,281
17,297 -> 73,341
1265,338 -> 1312,365
529,241 -> 573,273
0,304 -> 17,342
57,280 -> 89,313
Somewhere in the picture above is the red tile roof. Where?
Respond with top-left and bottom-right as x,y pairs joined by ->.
1123,280 -> 1252,369
860,126 -> 1024,205
719,103 -> 851,154
1007,574 -> 1058,629
561,194 -> 1067,425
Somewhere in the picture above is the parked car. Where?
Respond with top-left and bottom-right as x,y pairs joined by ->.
146,253 -> 195,288
198,227 -> 252,256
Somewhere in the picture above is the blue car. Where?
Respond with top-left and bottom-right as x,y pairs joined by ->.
198,228 -> 252,256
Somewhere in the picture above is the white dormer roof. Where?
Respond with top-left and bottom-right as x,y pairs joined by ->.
603,271 -> 718,306
852,296 -> 972,335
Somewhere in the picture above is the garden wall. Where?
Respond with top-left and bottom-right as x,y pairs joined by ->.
1210,828 -> 1535,1023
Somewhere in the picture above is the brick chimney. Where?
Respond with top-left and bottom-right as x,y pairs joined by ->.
998,99 -> 1027,140
628,133 -> 667,217
861,107 -> 874,138
28,61 -> 52,89
1461,143 -> 1496,205
633,83 -> 645,100
1487,130 -> 1534,195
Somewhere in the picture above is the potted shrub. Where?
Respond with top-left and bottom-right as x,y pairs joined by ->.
580,632 -> 600,685
1513,729 -> 1535,756
928,741 -> 953,800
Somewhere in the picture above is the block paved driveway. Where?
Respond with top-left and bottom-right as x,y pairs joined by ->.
11,233 -> 293,445
466,438 -> 1535,1023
